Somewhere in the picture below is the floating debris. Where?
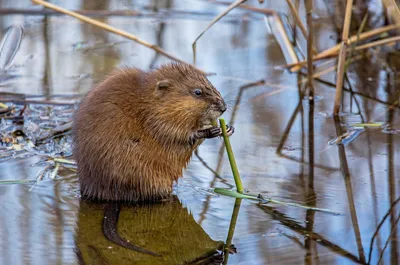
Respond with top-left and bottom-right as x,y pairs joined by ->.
329,121 -> 389,146
0,179 -> 36,185
382,126 -> 400,134
328,129 -> 364,146
72,40 -> 128,52
0,101 -> 75,184
213,188 -> 341,215
35,121 -> 72,145
350,122 -> 385,128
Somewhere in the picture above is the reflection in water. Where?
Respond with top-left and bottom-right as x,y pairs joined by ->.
74,197 -> 225,265
305,90 -> 316,265
386,107 -> 398,265
334,115 -> 366,263
222,198 -> 241,265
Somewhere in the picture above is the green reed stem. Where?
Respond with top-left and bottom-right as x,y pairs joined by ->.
219,118 -> 244,193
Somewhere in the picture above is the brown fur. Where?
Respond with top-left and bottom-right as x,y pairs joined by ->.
73,63 -> 225,202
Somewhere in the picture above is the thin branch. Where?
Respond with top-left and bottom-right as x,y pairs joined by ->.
333,0 -> 354,115
192,0 -> 247,64
305,0 -> 314,97
285,0 -> 317,54
287,24 -> 400,71
367,196 -> 400,264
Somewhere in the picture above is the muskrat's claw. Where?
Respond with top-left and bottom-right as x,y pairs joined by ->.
192,125 -> 234,141
191,127 -> 221,142
207,127 -> 222,138
226,244 -> 237,254
225,125 -> 235,137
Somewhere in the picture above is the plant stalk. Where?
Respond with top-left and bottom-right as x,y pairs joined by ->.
219,118 -> 244,193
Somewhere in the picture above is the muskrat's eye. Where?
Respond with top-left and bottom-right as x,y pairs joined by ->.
193,88 -> 202,96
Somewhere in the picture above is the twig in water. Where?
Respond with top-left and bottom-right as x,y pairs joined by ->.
0,179 -> 36,185
194,151 -> 234,188
53,158 -> 76,166
367,196 -> 400,264
376,213 -> 400,265
285,0 -> 317,54
344,13 -> 368,71
305,0 -> 314,97
333,0 -> 354,116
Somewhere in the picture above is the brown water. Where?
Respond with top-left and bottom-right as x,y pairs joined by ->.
0,0 -> 399,264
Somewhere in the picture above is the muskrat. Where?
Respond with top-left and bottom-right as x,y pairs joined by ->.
73,63 -> 234,202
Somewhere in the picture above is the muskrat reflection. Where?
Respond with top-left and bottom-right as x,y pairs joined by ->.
73,196 -> 226,265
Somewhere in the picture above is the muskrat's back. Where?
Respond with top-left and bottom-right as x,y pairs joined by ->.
73,63 -> 232,202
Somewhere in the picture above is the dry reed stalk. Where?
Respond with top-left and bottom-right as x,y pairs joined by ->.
266,14 -> 299,64
287,24 -> 400,71
209,0 -> 298,65
305,0 -> 314,96
282,34 -> 400,69
301,54 -> 364,84
285,0 -> 317,54
31,0 -> 204,73
333,0 -> 354,115
354,35 -> 400,50
251,54 -> 364,102
382,0 -> 400,25
192,0 -> 247,64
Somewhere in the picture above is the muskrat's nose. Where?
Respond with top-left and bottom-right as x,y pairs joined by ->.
218,99 -> 227,112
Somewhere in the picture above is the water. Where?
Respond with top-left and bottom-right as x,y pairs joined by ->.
0,0 -> 399,264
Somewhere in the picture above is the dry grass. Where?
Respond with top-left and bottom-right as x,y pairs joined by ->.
287,24 -> 400,72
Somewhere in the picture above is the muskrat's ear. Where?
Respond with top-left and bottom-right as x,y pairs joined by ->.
156,79 -> 170,90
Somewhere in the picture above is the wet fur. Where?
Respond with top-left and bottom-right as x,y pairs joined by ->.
73,63 -> 225,201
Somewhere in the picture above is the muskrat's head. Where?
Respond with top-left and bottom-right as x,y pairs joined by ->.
151,63 -> 226,129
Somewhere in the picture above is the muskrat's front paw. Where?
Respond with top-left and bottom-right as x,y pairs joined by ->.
192,127 -> 221,141
225,125 -> 234,137
194,125 -> 234,140
207,127 -> 223,138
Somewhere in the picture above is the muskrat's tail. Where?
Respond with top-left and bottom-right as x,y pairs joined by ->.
102,203 -> 161,257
